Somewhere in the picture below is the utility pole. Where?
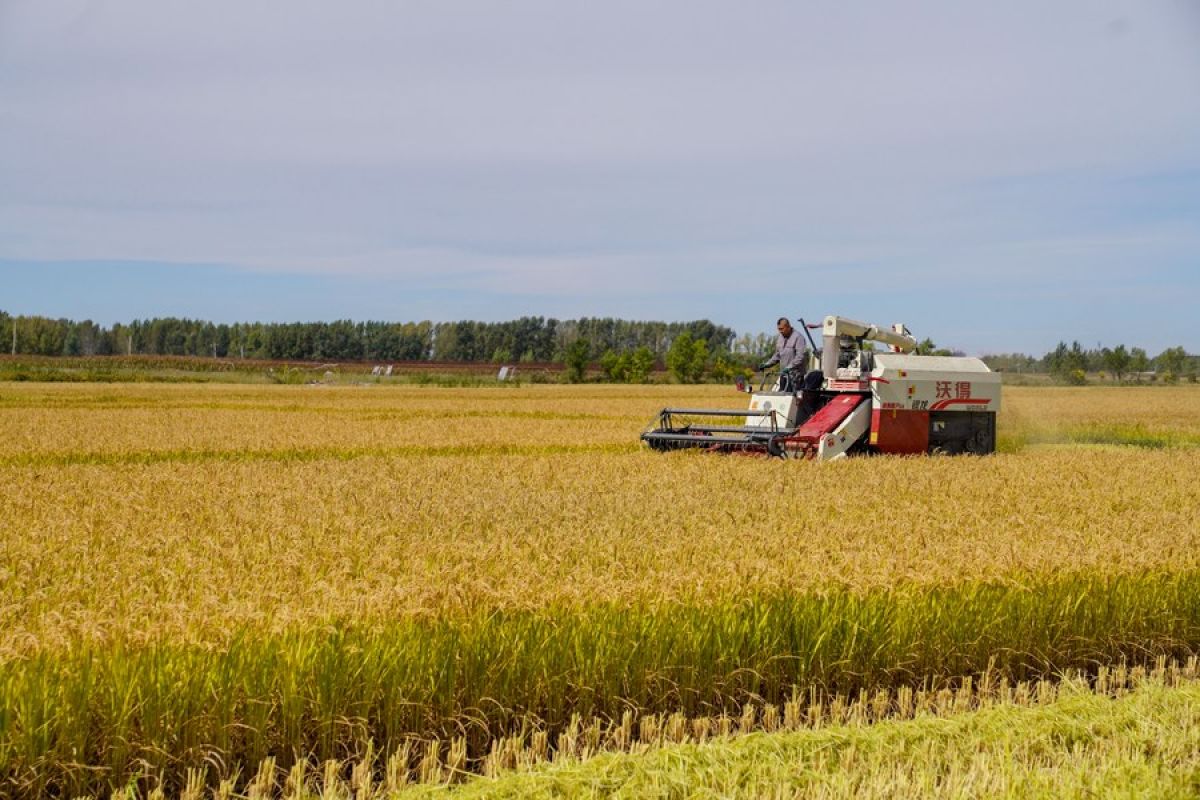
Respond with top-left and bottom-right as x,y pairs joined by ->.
11,319 -> 16,355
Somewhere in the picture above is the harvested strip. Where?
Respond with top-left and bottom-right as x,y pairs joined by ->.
406,673 -> 1200,799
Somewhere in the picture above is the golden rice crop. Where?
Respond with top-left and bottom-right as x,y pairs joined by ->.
1002,384 -> 1200,432
3,382 -> 1198,458
1,381 -> 1199,796
1000,384 -> 1200,448
3,447 -> 1200,656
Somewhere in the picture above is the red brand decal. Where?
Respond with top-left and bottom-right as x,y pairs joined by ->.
935,381 -> 952,399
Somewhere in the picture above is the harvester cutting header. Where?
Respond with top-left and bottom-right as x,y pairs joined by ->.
641,315 -> 1000,460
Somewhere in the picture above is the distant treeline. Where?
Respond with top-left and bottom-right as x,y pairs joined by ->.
1,312 -> 1194,383
983,341 -> 1198,383
0,312 -> 737,363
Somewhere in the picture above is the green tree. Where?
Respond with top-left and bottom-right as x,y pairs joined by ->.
709,355 -> 751,383
666,332 -> 708,383
1045,342 -> 1068,374
1129,348 -> 1150,382
689,338 -> 710,381
627,346 -> 655,383
1046,341 -> 1089,383
914,338 -> 952,357
599,349 -> 630,382
1156,347 -> 1187,383
564,338 -> 591,383
1066,341 -> 1088,374
1101,345 -> 1131,384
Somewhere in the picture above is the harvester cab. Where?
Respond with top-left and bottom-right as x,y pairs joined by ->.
641,315 -> 1000,460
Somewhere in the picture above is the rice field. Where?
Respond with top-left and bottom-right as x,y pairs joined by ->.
2,382 -> 1199,797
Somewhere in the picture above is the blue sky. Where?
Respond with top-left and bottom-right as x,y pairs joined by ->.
1,1 -> 1198,354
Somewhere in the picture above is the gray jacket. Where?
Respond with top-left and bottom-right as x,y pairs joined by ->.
763,330 -> 807,372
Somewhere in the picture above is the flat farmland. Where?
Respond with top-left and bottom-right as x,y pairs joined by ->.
2,382 -> 1199,797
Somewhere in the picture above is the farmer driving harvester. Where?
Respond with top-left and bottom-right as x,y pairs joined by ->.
758,317 -> 809,393
643,313 -> 1001,459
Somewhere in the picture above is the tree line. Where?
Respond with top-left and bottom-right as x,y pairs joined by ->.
1,311 -> 1193,384
0,311 -> 736,364
983,341 -> 1198,384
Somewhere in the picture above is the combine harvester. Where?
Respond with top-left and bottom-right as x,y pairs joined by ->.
642,315 -> 1000,460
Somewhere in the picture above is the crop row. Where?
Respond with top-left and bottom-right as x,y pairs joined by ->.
5,570 -> 1200,796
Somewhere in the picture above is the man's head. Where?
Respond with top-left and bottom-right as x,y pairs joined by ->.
777,317 -> 793,337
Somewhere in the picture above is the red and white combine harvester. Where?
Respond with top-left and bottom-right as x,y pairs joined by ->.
641,315 -> 1000,460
